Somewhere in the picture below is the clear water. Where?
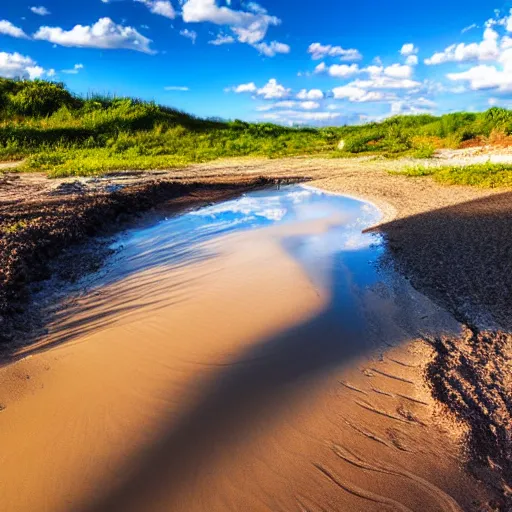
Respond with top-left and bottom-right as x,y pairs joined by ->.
107,185 -> 384,291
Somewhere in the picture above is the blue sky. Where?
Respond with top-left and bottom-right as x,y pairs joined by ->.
1,0 -> 512,125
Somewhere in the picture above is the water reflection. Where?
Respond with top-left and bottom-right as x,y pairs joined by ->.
105,185 -> 383,289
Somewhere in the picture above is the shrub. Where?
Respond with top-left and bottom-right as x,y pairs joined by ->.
413,144 -> 435,158
8,80 -> 79,117
344,134 -> 384,153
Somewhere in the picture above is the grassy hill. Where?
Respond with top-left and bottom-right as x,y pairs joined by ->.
1,78 -> 512,182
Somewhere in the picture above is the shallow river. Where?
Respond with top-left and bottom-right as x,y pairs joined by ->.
0,186 -> 493,511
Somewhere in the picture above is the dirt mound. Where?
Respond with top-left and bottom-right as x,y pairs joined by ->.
427,328 -> 512,497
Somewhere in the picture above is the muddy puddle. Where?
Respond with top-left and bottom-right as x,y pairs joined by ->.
0,186 -> 497,511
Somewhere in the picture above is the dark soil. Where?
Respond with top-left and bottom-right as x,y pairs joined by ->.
378,191 -> 512,331
426,328 -> 512,505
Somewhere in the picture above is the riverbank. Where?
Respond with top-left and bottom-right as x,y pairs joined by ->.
0,184 -> 505,512
1,156 -> 511,508
0,174 -> 305,351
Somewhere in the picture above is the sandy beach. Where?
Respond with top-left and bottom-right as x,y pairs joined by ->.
0,156 -> 511,511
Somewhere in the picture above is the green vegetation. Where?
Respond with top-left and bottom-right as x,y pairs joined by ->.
0,78 -> 340,177
396,162 -> 512,188
1,220 -> 28,235
1,77 -> 512,184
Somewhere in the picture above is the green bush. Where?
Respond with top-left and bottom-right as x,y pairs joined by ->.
344,134 -> 383,153
397,162 -> 512,187
413,144 -> 435,159
8,80 -> 79,117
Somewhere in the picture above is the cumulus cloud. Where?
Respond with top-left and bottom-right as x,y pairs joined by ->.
400,43 -> 418,56
208,33 -> 234,45
135,0 -> 176,19
405,54 -> 418,65
0,20 -> 29,39
256,78 -> 290,99
307,42 -> 362,61
351,76 -> 420,90
62,63 -> 84,74
332,85 -> 387,102
180,28 -> 197,43
315,61 -> 415,85
252,40 -> 290,57
296,88 -> 324,100
0,51 -> 45,79
383,63 -> 413,78
182,0 -> 280,45
164,85 -> 189,91
227,78 -> 291,99
231,82 -> 257,93
315,62 -> 360,78
34,17 -> 155,54
426,12 -> 512,93
447,56 -> 512,92
425,27 -> 500,64
30,6 -> 50,16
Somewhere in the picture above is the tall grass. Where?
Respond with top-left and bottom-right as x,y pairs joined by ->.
1,77 -> 512,180
396,162 -> 512,188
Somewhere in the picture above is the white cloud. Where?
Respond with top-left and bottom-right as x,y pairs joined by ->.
0,20 -> 29,39
351,76 -> 420,89
332,85 -> 387,102
228,79 -> 290,99
245,2 -> 268,15
307,42 -> 362,61
34,17 -> 155,54
164,85 -> 189,91
425,27 -> 500,65
405,54 -> 418,66
30,6 -> 51,16
256,78 -> 290,99
208,33 -> 234,45
424,11 -> 512,93
256,100 -> 319,111
391,97 -> 436,115
444,24 -> 512,93
462,23 -> 478,34
447,62 -> 512,92
400,43 -> 418,56
135,0 -> 176,19
252,40 -> 290,57
300,100 -> 320,110
296,88 -> 323,100
180,28 -> 197,43
384,63 -> 413,78
231,82 -> 257,93
0,51 -> 45,79
62,63 -> 84,74
315,61 -> 416,85
314,62 -> 326,74
182,0 -> 280,44
315,62 -> 360,78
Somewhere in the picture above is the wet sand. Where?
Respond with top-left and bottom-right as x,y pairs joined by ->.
0,187 -> 504,511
